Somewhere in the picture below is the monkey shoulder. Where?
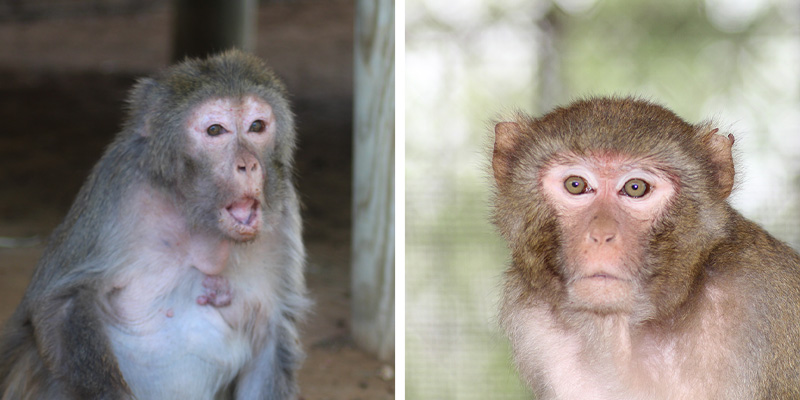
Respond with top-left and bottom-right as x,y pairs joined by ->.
701,215 -> 800,385
708,215 -> 800,284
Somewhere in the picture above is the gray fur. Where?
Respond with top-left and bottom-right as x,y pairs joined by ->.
0,50 -> 308,400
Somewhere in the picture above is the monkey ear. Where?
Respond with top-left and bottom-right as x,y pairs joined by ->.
493,122 -> 522,184
702,128 -> 735,199
127,78 -> 162,137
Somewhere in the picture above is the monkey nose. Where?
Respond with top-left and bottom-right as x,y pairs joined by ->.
589,231 -> 616,244
237,161 -> 259,173
234,156 -> 263,187
236,154 -> 260,175
587,212 -> 618,244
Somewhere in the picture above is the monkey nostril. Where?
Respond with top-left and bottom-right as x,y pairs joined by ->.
237,162 -> 259,174
589,232 -> 616,244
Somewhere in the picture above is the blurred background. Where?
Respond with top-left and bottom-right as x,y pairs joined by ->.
0,1 -> 394,399
406,0 -> 800,398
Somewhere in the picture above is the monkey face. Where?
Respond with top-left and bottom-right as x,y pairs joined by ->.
492,98 -> 738,321
182,95 -> 278,242
540,153 -> 676,313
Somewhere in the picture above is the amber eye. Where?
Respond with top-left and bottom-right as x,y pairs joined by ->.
249,120 -> 266,133
623,178 -> 649,198
207,124 -> 224,136
564,176 -> 588,195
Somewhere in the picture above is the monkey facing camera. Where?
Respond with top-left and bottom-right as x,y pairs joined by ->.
491,97 -> 800,399
0,51 -> 308,399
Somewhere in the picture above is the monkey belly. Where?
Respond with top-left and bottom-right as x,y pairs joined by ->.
107,303 -> 252,400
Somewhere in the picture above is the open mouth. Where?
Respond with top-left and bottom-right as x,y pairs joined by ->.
226,198 -> 259,226
223,197 -> 261,239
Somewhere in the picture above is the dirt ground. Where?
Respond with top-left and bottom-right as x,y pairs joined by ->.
0,1 -> 394,399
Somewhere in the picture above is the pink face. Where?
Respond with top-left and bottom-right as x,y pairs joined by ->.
185,95 -> 278,242
540,152 -> 676,312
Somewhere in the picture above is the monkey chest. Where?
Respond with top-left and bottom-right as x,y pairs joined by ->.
106,298 -> 254,399
512,305 -> 743,399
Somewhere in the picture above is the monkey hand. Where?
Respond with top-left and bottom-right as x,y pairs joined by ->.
196,275 -> 233,307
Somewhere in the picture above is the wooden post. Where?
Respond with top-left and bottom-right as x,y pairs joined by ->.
171,0 -> 257,62
351,0 -> 395,361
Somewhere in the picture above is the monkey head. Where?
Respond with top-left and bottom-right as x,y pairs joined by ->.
124,50 -> 297,242
492,97 -> 736,320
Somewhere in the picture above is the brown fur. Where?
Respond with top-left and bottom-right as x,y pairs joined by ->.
491,97 -> 800,399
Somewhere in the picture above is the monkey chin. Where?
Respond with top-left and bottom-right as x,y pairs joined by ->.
220,197 -> 262,242
567,274 -> 635,314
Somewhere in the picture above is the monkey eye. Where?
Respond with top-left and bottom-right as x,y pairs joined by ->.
564,176 -> 589,195
206,124 -> 225,136
622,178 -> 650,198
249,120 -> 266,133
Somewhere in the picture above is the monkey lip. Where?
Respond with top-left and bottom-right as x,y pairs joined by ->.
574,273 -> 628,285
585,273 -> 621,280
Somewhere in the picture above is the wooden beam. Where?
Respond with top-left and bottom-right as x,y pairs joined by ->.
351,0 -> 395,361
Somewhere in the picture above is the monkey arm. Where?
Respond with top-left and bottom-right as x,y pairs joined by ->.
31,283 -> 132,400
233,308 -> 304,400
